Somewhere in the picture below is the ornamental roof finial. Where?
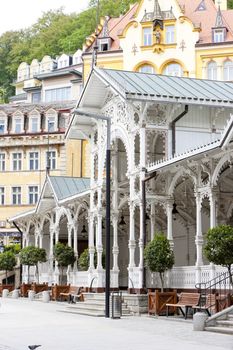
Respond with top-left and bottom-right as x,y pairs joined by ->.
215,5 -> 224,27
153,0 -> 163,20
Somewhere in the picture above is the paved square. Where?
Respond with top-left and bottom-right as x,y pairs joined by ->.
0,298 -> 232,350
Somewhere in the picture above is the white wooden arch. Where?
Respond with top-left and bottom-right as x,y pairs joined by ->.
212,154 -> 231,186
168,169 -> 196,196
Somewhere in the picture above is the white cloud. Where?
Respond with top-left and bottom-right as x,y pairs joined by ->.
0,0 -> 89,35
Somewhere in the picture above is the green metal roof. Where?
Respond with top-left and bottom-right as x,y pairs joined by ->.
49,176 -> 90,201
95,68 -> 233,107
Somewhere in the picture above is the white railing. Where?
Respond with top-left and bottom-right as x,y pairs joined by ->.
170,266 -> 196,288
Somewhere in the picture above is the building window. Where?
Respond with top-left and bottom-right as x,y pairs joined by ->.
29,152 -> 39,170
223,61 -> 233,81
165,25 -> 175,44
15,118 -> 23,133
47,116 -> 56,132
163,63 -> 183,77
0,187 -> 5,205
0,119 -> 6,134
213,29 -> 225,43
46,151 -> 56,170
143,27 -> 152,46
138,65 -> 155,74
29,186 -> 38,205
44,87 -> 71,102
12,153 -> 22,171
12,187 -> 21,205
30,117 -> 39,133
32,92 -> 41,103
0,153 -> 5,171
207,61 -> 217,80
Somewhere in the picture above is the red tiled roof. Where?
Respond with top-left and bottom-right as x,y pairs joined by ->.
177,0 -> 233,44
85,3 -> 138,52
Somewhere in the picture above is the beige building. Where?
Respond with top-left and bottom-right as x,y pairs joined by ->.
0,50 -> 85,253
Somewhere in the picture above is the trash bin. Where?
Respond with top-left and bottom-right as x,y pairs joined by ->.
111,291 -> 122,319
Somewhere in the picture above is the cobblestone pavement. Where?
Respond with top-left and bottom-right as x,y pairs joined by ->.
0,298 -> 232,350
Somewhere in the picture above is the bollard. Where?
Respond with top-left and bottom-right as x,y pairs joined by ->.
42,290 -> 50,303
2,289 -> 9,298
28,290 -> 36,301
193,312 -> 208,331
12,289 -> 20,299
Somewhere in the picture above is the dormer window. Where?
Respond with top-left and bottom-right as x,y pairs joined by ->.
98,38 -> 111,51
15,118 -> 23,133
0,119 -> 6,134
30,117 -> 39,133
213,28 -> 225,43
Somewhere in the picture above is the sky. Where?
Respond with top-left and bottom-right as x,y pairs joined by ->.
0,0 -> 89,35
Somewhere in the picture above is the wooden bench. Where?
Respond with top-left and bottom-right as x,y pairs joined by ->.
192,294 -> 216,316
166,292 -> 200,319
60,286 -> 83,303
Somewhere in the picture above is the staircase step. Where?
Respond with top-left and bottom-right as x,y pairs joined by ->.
216,320 -> 233,328
205,326 -> 233,335
60,308 -> 105,317
227,314 -> 233,320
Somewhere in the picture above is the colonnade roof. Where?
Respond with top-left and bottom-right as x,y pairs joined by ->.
49,176 -> 90,201
93,68 -> 233,108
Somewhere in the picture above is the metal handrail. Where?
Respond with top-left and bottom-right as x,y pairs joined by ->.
195,268 -> 233,313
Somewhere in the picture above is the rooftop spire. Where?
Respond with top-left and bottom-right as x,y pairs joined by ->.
153,0 -> 163,20
215,5 -> 224,27
100,16 -> 110,38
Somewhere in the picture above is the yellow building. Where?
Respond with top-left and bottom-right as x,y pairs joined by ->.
83,0 -> 233,83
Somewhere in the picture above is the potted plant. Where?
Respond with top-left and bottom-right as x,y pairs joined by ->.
204,224 -> 233,307
0,250 -> 17,285
19,246 -> 47,284
78,248 -> 105,270
144,233 -> 175,315
54,242 -> 76,285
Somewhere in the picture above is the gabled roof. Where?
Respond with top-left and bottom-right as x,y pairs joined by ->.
177,0 -> 233,44
49,176 -> 90,201
78,68 -> 233,109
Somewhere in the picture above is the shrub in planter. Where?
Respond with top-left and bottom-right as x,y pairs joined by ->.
144,233 -> 174,292
204,224 -> 233,285
78,248 -> 105,271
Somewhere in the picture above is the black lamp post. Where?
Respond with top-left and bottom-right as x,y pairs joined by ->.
73,109 -> 111,318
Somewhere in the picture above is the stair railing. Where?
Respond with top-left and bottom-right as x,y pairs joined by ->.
195,268 -> 233,313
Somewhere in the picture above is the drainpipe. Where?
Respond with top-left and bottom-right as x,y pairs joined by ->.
142,171 -> 157,290
171,105 -> 189,157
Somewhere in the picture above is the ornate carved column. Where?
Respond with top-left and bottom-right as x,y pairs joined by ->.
39,233 -> 43,249
35,228 -> 40,247
128,202 -> 136,268
139,202 -> 144,269
96,212 -> 103,270
210,191 -> 217,229
166,201 -> 174,248
112,213 -> 119,271
67,223 -> 72,247
195,193 -> 203,284
140,127 -> 146,168
88,214 -> 95,270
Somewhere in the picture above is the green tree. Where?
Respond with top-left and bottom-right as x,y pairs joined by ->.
228,0 -> 233,9
144,234 -> 174,292
0,251 -> 17,284
204,224 -> 233,285
54,242 -> 76,284
19,246 -> 47,283
78,248 -> 105,270
4,243 -> 21,255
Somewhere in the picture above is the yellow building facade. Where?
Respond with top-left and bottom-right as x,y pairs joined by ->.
83,0 -> 233,83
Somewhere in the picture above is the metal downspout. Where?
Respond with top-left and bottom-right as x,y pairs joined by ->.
171,105 -> 189,157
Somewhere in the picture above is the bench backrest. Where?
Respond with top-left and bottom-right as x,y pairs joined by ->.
69,286 -> 81,294
179,292 -> 200,306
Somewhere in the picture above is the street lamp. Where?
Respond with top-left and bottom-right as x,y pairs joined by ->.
73,109 -> 111,318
